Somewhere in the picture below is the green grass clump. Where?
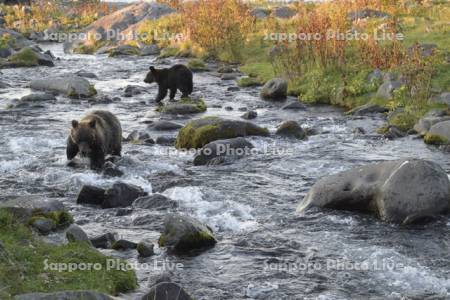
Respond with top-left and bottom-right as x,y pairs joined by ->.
187,58 -> 207,72
158,47 -> 180,58
0,209 -> 137,299
237,77 -> 265,87
388,112 -> 418,132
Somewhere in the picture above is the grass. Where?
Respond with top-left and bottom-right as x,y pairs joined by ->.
0,209 -> 137,299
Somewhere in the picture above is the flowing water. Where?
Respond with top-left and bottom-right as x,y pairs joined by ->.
0,44 -> 449,300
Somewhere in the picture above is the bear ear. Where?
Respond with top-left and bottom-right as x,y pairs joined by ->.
149,66 -> 156,73
71,120 -> 79,128
89,119 -> 96,128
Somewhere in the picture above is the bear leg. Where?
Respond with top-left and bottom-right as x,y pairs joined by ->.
89,150 -> 105,170
66,136 -> 79,160
155,87 -> 168,103
169,87 -> 177,100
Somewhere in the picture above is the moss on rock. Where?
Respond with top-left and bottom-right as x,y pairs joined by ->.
8,48 -> 39,67
175,116 -> 269,149
424,133 -> 448,145
156,97 -> 207,114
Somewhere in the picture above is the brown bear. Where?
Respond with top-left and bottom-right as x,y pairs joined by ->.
67,110 -> 122,170
144,64 -> 193,103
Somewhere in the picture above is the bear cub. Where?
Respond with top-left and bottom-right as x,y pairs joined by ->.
144,64 -> 193,103
67,110 -> 122,170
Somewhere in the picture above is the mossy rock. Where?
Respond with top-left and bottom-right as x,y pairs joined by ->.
424,133 -> 448,145
108,45 -> 140,57
175,116 -> 269,149
158,214 -> 216,253
156,97 -> 207,115
73,44 -> 97,55
29,210 -> 74,230
237,77 -> 264,87
7,47 -> 39,67
187,58 -> 207,72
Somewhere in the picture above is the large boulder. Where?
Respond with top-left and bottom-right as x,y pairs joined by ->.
156,98 -> 207,115
276,121 -> 306,139
425,120 -> 450,144
77,183 -> 146,208
30,75 -> 96,98
260,78 -> 287,100
193,137 -> 254,166
376,80 -> 403,99
413,116 -> 450,136
176,117 -> 269,149
297,159 -> 450,224
141,282 -> 192,300
15,291 -> 113,300
0,28 -> 34,50
1,47 -> 54,68
64,2 -> 175,53
158,214 -> 217,253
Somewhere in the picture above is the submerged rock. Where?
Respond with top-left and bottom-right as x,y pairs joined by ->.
193,137 -> 254,166
276,121 -> 306,139
111,239 -> 138,251
124,85 -> 146,97
141,282 -> 193,300
159,214 -> 217,253
260,78 -> 288,100
241,111 -> 257,120
30,75 -> 96,98
148,120 -> 183,131
133,194 -> 178,210
176,117 -> 269,149
15,291 -> 113,300
297,159 -> 450,224
156,136 -> 176,146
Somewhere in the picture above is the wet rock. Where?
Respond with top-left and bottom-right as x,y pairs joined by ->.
272,6 -> 296,19
431,92 -> 450,106
383,125 -> 407,140
102,162 -> 124,177
103,182 -> 146,208
31,218 -> 56,235
77,185 -> 106,206
20,92 -> 56,102
137,241 -> 154,257
141,282 -> 192,300
281,101 -> 307,110
221,73 -> 237,80
297,159 -> 450,224
227,86 -> 240,92
276,121 -> 306,139
260,78 -> 287,100
3,46 -> 54,68
65,2 -> 175,53
30,75 -> 96,98
156,136 -> 176,146
90,232 -> 118,249
376,80 -> 403,99
348,8 -> 390,21
148,272 -> 172,287
15,291 -> 113,300
251,7 -> 269,19
124,85 -> 146,97
413,116 -> 450,136
193,137 -> 254,166
159,214 -> 217,253
241,110 -> 257,120
112,239 -> 137,251
426,120 -> 450,144
224,106 -> 233,111
353,127 -> 366,135
176,117 -> 269,149
157,98 -> 206,115
148,120 -> 183,131
66,224 -> 93,245
75,70 -> 98,79
347,103 -> 388,116
125,130 -> 151,143
109,45 -> 140,57
133,194 -> 178,210
140,44 -> 160,56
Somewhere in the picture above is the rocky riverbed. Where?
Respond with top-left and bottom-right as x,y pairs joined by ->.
1,43 -> 450,299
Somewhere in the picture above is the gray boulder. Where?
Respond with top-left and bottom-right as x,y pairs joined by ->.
157,98 -> 206,115
0,196 -> 65,223
432,92 -> 450,106
15,291 -> 113,300
137,241 -> 154,258
140,44 -> 160,56
193,137 -> 254,166
297,159 -> 450,224
103,182 -> 146,208
260,78 -> 288,100
66,224 -> 93,245
347,103 -> 388,116
159,214 -> 217,253
276,121 -> 306,139
133,194 -> 178,210
0,46 -> 12,58
141,282 -> 192,300
427,120 -> 450,142
272,7 -> 296,19
148,120 -> 183,131
30,75 -> 96,98
413,116 -> 450,136
376,80 -> 403,99
77,185 -> 107,206
124,84 -> 146,97
281,101 -> 307,110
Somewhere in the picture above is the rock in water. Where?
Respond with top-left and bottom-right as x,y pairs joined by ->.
276,121 -> 306,139
260,78 -> 288,100
15,291 -> 113,300
137,241 -> 154,257
133,194 -> 178,210
141,282 -> 193,300
103,182 -> 146,208
66,224 -> 93,246
193,137 -> 254,166
297,159 -> 450,224
90,232 -> 118,249
77,185 -> 106,206
347,103 -> 388,116
159,214 -> 217,253
30,75 -> 96,98
176,117 -> 269,149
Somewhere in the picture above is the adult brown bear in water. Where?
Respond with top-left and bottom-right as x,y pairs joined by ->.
144,64 -> 193,103
67,110 -> 122,170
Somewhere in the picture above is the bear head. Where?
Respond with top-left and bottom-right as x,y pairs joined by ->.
70,118 -> 97,157
144,66 -> 160,84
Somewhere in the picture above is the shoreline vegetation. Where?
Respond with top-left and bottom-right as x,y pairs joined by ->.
0,0 -> 449,298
